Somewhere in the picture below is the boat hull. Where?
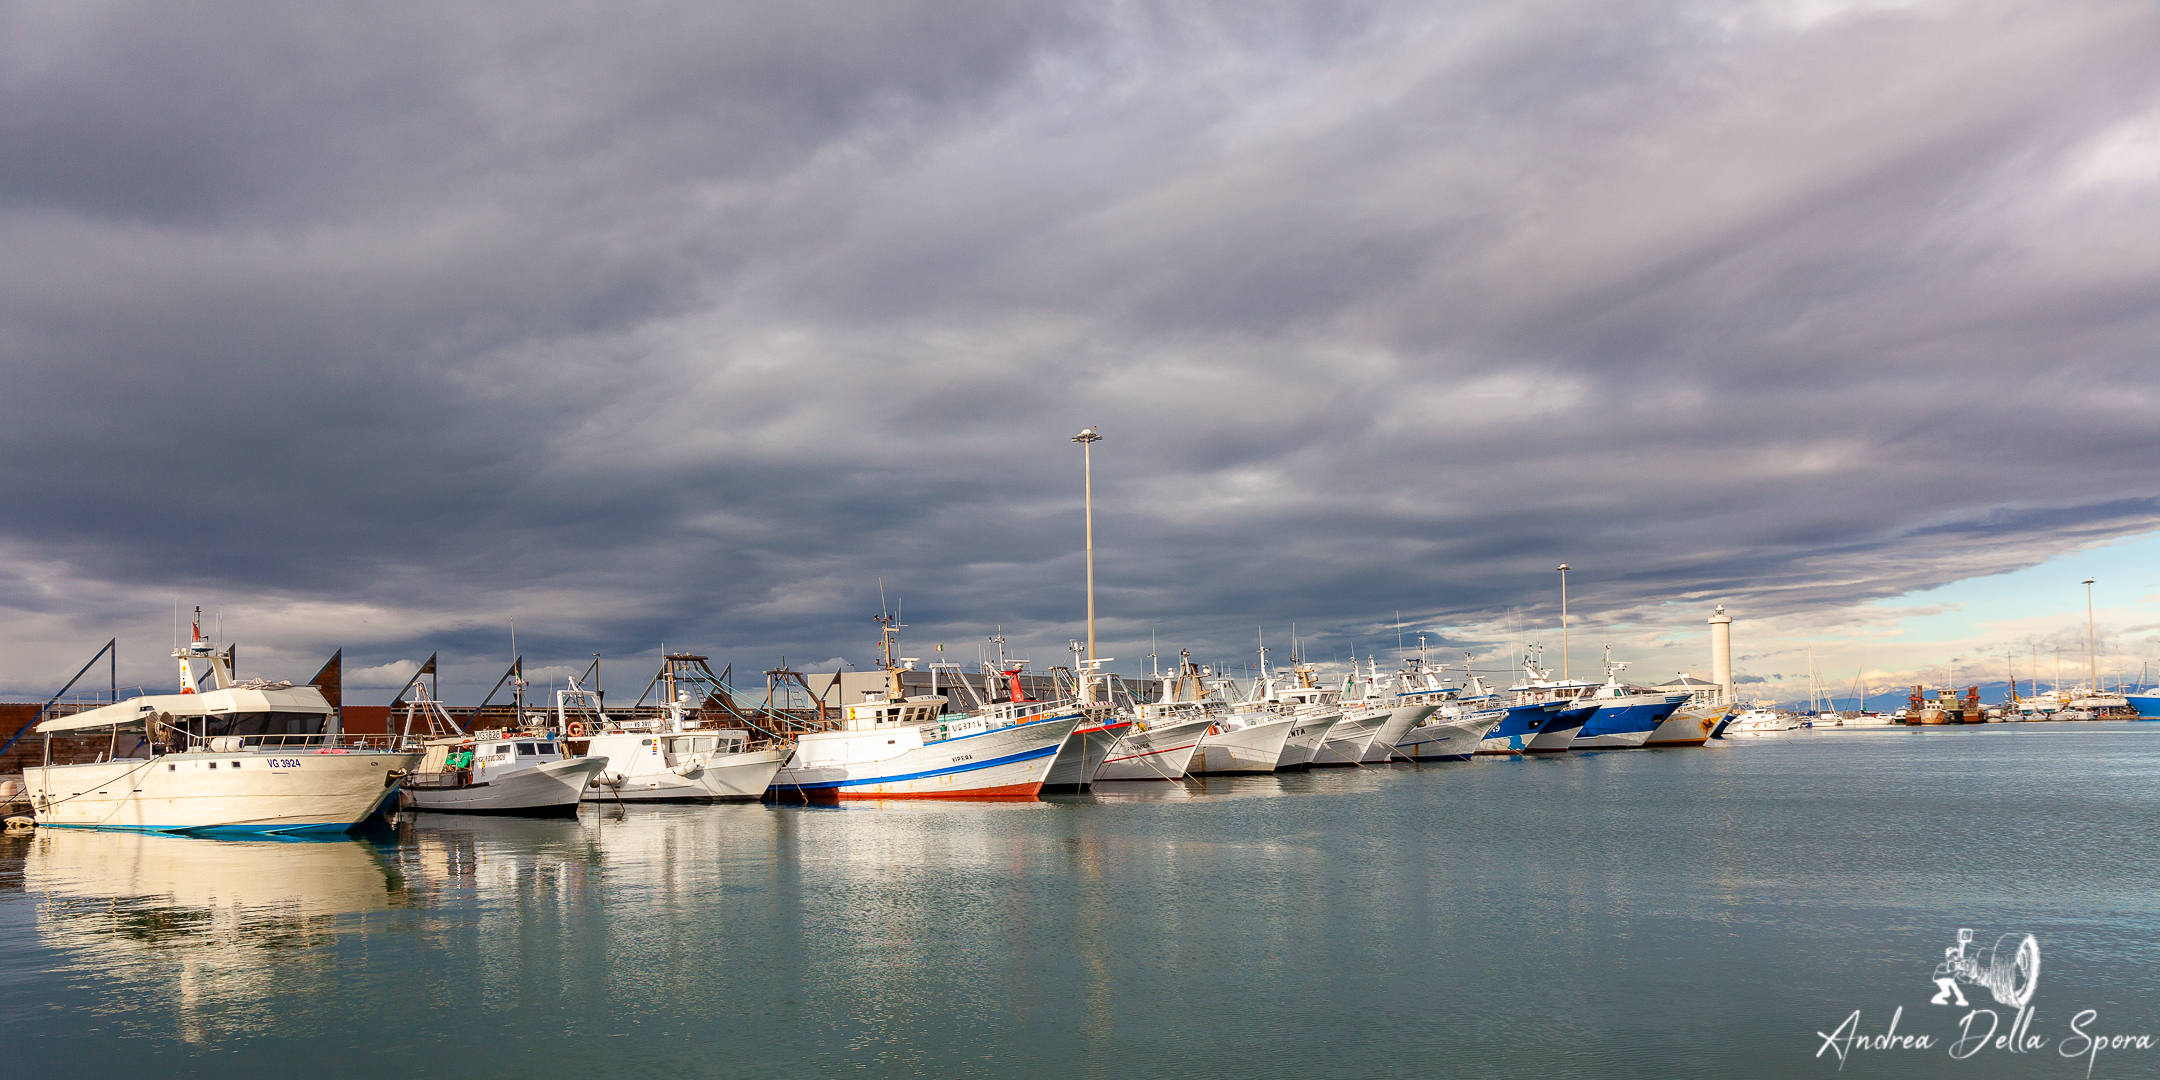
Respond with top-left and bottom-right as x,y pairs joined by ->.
579,741 -> 790,803
408,757 -> 607,816
25,748 -> 419,834
1572,696 -> 1685,750
1189,716 -> 1298,774
1360,704 -> 1437,762
772,715 -> 1080,800
1094,716 -> 1213,781
1043,721 -> 1131,791
1395,710 -> 1501,761
1276,714 -> 1340,770
1477,702 -> 1563,755
1645,702 -> 1730,747
2125,694 -> 2160,719
1525,704 -> 1593,754
1311,711 -> 1385,767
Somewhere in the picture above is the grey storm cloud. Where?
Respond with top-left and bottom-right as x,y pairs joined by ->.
4,0 -> 2159,695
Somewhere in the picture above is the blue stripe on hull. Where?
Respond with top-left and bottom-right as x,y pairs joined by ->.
775,743 -> 1058,792
30,821 -> 361,836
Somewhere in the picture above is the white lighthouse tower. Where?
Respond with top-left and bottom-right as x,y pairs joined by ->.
1709,605 -> 1733,705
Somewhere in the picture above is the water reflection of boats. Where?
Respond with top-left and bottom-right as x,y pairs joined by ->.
20,826 -> 404,1034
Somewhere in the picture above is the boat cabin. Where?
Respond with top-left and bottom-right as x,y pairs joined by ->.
844,692 -> 950,731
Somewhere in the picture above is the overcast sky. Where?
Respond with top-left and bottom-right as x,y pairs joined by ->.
4,0 -> 2158,704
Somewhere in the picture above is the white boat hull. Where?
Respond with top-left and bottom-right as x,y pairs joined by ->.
407,757 -> 607,815
1644,702 -> 1730,747
583,748 -> 789,803
1571,728 -> 1654,749
1396,712 -> 1500,761
1189,716 -> 1298,774
1360,704 -> 1437,762
774,715 -> 1080,799
1276,714 -> 1340,769
1094,716 -> 1213,781
25,748 -> 419,834
1044,721 -> 1131,790
1526,709 -> 1591,753
1311,711 -> 1385,767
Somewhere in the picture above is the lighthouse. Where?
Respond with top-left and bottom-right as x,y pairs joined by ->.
1709,605 -> 1733,705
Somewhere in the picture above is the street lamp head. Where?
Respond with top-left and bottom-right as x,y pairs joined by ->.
2083,578 -> 2095,586
1072,427 -> 1101,444
1556,563 -> 1570,572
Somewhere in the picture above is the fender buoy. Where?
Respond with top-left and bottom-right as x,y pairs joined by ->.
567,721 -> 587,737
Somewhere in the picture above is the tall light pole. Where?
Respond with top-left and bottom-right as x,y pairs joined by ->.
1556,564 -> 1571,682
2084,577 -> 2098,691
1073,427 -> 1102,701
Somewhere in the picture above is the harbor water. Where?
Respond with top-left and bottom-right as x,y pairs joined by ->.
5,723 -> 2160,1078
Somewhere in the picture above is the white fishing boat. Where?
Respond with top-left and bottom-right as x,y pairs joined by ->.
1226,646 -> 1341,769
1384,655 -> 1498,761
1093,654 -> 1219,781
405,734 -> 604,815
390,678 -> 604,816
770,618 -> 1081,800
1097,703 -> 1217,780
572,655 -> 791,803
1187,672 -> 1301,774
1044,714 -> 1131,790
1331,654 -> 1439,763
21,616 -> 418,835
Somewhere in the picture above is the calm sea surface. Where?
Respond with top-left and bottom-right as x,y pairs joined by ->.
5,723 -> 2160,1078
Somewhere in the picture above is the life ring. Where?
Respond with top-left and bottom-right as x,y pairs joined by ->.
567,721 -> 587,737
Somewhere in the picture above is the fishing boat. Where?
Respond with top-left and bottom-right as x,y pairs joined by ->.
770,617 -> 1081,800
1034,657 -> 1130,792
1185,669 -> 1301,774
1569,653 -> 1687,750
1192,645 -> 1329,772
1381,655 -> 1496,761
392,680 -> 604,816
1476,699 -> 1568,754
1643,675 -> 1731,746
1248,658 -> 1345,768
1499,649 -> 1597,753
1901,685 -> 1982,725
20,615 -> 418,834
574,655 -> 793,803
1094,654 -> 1222,781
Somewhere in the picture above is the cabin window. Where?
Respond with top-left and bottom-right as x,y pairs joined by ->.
200,711 -> 329,740
517,743 -> 541,756
208,762 -> 217,769
491,744 -> 513,756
